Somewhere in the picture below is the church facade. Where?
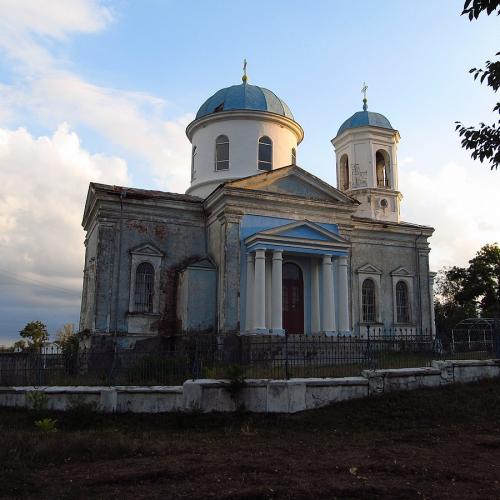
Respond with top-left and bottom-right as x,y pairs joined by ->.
79,75 -> 435,341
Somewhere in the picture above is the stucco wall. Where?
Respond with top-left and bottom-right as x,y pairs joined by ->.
187,117 -> 299,198
350,229 -> 433,335
2,360 -> 497,414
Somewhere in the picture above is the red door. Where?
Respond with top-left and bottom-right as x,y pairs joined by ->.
282,262 -> 304,334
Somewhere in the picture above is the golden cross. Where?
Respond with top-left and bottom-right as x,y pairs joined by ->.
361,82 -> 368,100
242,59 -> 248,83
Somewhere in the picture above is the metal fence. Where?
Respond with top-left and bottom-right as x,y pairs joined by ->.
0,326 -> 498,387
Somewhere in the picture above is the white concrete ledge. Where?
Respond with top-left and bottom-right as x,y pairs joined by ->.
0,359 -> 498,414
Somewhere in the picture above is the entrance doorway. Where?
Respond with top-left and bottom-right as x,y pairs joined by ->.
282,262 -> 304,334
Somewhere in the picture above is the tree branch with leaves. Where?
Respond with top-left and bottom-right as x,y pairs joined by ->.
455,0 -> 500,170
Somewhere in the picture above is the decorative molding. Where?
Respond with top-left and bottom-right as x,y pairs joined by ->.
390,266 -> 414,277
357,263 -> 382,275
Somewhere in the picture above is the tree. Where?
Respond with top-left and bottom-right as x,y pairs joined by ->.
455,0 -> 500,170
55,323 -> 75,348
19,321 -> 49,350
435,243 -> 500,337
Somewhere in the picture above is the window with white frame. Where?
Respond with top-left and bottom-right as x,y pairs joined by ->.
215,135 -> 229,171
396,280 -> 410,323
134,262 -> 154,313
128,244 -> 163,316
362,278 -> 376,323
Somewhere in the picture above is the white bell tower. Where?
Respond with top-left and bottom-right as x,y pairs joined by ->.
331,85 -> 402,223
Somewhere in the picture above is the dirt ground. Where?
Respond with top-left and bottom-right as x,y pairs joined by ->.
1,380 -> 500,499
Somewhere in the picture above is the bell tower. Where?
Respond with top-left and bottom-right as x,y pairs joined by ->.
331,85 -> 402,223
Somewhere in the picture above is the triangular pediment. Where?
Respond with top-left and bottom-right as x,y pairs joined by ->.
130,243 -> 164,257
357,263 -> 382,275
226,165 -> 356,204
258,220 -> 349,244
391,266 -> 413,277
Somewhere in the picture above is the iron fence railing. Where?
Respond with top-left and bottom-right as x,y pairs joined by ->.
0,327 -> 498,387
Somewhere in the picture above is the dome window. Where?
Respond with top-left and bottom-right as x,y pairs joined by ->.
258,136 -> 273,171
191,145 -> 197,181
291,147 -> 296,165
215,135 -> 229,171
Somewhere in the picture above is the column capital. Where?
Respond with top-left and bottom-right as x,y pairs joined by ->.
246,252 -> 255,263
322,254 -> 332,264
272,249 -> 283,260
255,248 -> 266,259
337,255 -> 348,266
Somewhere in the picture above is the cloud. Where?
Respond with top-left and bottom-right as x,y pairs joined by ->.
0,0 -> 192,193
400,162 -> 500,270
0,124 -> 130,341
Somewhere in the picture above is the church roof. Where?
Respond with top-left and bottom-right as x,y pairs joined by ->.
196,83 -> 294,120
337,110 -> 393,136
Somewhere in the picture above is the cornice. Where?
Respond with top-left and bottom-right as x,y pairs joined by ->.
186,109 -> 304,143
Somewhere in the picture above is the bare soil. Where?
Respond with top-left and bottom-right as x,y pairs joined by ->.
1,380 -> 500,499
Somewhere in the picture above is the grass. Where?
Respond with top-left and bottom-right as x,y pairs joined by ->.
1,378 -> 500,499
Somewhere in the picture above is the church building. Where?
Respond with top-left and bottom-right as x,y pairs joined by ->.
79,71 -> 435,341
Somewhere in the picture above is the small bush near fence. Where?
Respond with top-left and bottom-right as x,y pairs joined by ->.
0,327 -> 497,387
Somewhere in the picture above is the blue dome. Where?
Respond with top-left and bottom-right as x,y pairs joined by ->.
196,83 -> 294,120
337,110 -> 393,136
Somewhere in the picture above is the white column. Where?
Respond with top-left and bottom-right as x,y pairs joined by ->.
337,255 -> 350,334
254,249 -> 267,332
429,273 -> 436,339
321,255 -> 335,334
311,259 -> 320,334
271,250 -> 284,335
245,253 -> 254,331
265,257 -> 272,328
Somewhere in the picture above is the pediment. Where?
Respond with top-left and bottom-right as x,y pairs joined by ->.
258,220 -> 349,244
391,266 -> 413,277
130,243 -> 164,257
226,165 -> 356,205
357,263 -> 382,275
187,257 -> 216,269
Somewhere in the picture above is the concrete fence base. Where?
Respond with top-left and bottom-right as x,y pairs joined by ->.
1,359 -> 498,414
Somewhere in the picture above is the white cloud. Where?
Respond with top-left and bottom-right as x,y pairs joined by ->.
0,124 -> 130,308
400,162 -> 500,270
0,0 -> 192,193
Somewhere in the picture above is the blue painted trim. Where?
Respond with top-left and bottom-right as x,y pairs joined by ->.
240,214 -> 339,241
246,242 -> 348,257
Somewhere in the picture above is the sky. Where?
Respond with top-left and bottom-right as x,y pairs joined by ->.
0,0 -> 499,345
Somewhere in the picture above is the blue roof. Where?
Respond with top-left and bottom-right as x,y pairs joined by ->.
196,83 -> 294,120
337,110 -> 393,136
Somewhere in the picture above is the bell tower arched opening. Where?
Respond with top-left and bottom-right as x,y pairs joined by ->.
339,154 -> 349,191
375,150 -> 390,188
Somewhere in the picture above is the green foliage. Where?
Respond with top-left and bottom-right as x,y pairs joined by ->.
34,418 -> 57,433
223,364 -> 247,402
27,391 -> 48,413
462,0 -> 500,20
436,243 -> 500,337
456,1 -> 500,170
19,321 -> 48,350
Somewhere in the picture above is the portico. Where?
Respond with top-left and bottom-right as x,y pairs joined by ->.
242,220 -> 351,336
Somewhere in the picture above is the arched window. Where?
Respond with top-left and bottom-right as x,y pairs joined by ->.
258,136 -> 272,171
340,154 -> 349,190
134,262 -> 154,313
396,281 -> 410,323
291,147 -> 296,165
362,279 -> 376,323
191,145 -> 197,181
376,150 -> 390,188
215,135 -> 229,171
